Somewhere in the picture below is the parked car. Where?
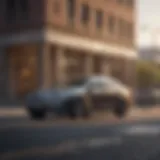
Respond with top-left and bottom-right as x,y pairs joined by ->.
25,75 -> 133,120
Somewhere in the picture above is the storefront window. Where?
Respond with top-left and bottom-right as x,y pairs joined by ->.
7,45 -> 38,97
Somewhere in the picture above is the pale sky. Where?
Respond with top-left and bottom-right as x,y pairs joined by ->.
137,0 -> 160,47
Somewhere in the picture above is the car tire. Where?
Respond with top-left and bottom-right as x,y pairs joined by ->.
67,98 -> 92,119
113,99 -> 128,118
29,109 -> 46,120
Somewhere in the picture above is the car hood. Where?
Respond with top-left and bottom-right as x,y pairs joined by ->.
26,87 -> 86,107
27,87 -> 85,100
118,86 -> 131,97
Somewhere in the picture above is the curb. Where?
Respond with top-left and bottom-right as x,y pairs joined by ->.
0,107 -> 160,119
0,108 -> 27,117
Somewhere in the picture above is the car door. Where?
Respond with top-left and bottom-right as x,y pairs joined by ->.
102,77 -> 125,108
87,78 -> 108,109
102,80 -> 118,108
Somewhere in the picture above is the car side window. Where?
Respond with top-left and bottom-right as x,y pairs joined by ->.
105,77 -> 120,88
87,78 -> 106,92
104,77 -> 123,91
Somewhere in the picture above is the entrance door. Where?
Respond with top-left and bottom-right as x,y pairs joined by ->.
87,78 -> 108,109
8,45 -> 38,97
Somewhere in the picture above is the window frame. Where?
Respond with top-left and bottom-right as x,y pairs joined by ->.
108,15 -> 116,34
67,0 -> 75,20
6,0 -> 29,22
81,3 -> 90,25
95,9 -> 103,29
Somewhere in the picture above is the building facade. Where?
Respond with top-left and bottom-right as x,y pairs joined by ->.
0,0 -> 137,103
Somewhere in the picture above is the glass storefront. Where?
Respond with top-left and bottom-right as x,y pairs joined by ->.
7,45 -> 38,97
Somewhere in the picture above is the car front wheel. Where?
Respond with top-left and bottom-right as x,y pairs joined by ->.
113,99 -> 128,118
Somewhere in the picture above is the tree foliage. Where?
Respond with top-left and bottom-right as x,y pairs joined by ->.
136,61 -> 160,88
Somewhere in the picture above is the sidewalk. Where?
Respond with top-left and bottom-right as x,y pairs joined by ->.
0,107 -> 27,117
0,106 -> 160,119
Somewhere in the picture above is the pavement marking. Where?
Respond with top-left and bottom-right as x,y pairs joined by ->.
0,137 -> 122,160
123,125 -> 160,136
87,137 -> 122,148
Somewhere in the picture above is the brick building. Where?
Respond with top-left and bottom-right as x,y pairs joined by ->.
0,0 -> 137,103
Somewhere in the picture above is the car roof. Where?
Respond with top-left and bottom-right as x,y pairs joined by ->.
88,75 -> 113,81
87,75 -> 123,85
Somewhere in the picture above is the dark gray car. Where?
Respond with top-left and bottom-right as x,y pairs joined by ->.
26,76 -> 133,120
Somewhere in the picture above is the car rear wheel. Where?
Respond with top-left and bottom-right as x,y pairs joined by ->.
29,109 -> 46,120
113,99 -> 128,118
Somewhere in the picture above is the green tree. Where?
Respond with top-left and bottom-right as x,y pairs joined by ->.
136,61 -> 160,88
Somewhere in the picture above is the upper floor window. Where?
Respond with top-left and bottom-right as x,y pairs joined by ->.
127,23 -> 133,39
117,0 -> 134,7
117,0 -> 124,4
53,0 -> 61,14
6,0 -> 16,21
67,0 -> 76,21
119,20 -> 133,39
119,18 -> 125,37
81,4 -> 90,25
7,0 -> 16,10
108,15 -> 116,34
127,0 -> 133,7
6,0 -> 29,22
18,0 -> 29,19
95,10 -> 103,29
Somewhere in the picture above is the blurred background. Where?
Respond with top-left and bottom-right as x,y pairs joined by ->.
1,1 -> 160,160
136,0 -> 160,105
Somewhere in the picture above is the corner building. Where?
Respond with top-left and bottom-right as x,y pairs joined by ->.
0,0 -> 137,103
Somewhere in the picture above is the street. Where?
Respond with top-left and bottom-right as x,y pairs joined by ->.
1,114 -> 160,160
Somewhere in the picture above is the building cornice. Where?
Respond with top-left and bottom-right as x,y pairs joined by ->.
46,30 -> 137,59
0,29 -> 138,59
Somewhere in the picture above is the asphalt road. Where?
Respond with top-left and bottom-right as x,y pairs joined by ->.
1,117 -> 160,160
